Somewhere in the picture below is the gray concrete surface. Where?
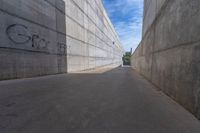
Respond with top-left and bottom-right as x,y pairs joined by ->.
0,0 -> 124,80
0,67 -> 200,133
131,0 -> 200,118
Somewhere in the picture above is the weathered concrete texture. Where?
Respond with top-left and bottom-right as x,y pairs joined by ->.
131,0 -> 200,118
0,0 -> 66,80
1,67 -> 200,133
0,0 -> 123,80
65,0 -> 123,72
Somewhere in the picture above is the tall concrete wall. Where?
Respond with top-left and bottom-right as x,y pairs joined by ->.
65,0 -> 123,72
0,0 -> 124,80
131,0 -> 200,119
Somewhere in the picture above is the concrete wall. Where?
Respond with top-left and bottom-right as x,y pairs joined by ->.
64,0 -> 123,72
131,0 -> 200,119
0,0 -> 124,80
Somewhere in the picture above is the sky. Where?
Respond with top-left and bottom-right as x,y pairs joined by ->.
103,0 -> 144,52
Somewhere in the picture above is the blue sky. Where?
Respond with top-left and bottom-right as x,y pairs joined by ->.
103,0 -> 144,52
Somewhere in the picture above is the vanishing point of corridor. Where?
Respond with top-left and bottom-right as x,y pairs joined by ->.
0,67 -> 200,133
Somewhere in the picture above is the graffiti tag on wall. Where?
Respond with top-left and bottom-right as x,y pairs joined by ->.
6,24 -> 49,50
57,42 -> 66,55
5,24 -> 67,55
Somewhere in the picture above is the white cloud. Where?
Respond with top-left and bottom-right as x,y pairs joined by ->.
104,0 -> 144,52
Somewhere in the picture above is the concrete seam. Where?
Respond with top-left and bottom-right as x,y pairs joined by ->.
0,47 -> 121,60
93,0 -> 121,44
133,0 -> 172,54
45,0 -> 116,51
0,2 -> 122,56
133,39 -> 200,58
153,39 -> 200,54
142,0 -> 171,40
55,0 -> 122,51
0,8 -> 119,54
150,0 -> 157,82
0,47 -> 63,55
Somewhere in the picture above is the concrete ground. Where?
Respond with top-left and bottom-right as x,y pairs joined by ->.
0,67 -> 200,133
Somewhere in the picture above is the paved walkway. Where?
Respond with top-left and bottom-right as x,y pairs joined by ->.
0,67 -> 200,133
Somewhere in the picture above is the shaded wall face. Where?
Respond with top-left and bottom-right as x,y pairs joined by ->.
142,0 -> 166,35
0,0 -> 123,79
131,0 -> 200,119
0,0 -> 67,80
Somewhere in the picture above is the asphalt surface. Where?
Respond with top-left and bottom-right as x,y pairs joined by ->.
0,67 -> 200,133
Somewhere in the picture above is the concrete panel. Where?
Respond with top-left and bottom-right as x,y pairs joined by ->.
66,0 -> 124,72
87,31 -> 95,45
73,0 -> 84,11
0,0 -> 57,30
142,0 -> 156,36
156,0 -> 166,14
155,0 -> 200,51
88,57 -> 96,69
0,49 -> 59,80
0,0 -> 124,79
151,42 -> 200,118
56,8 -> 66,34
142,27 -> 155,55
132,0 -> 200,118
